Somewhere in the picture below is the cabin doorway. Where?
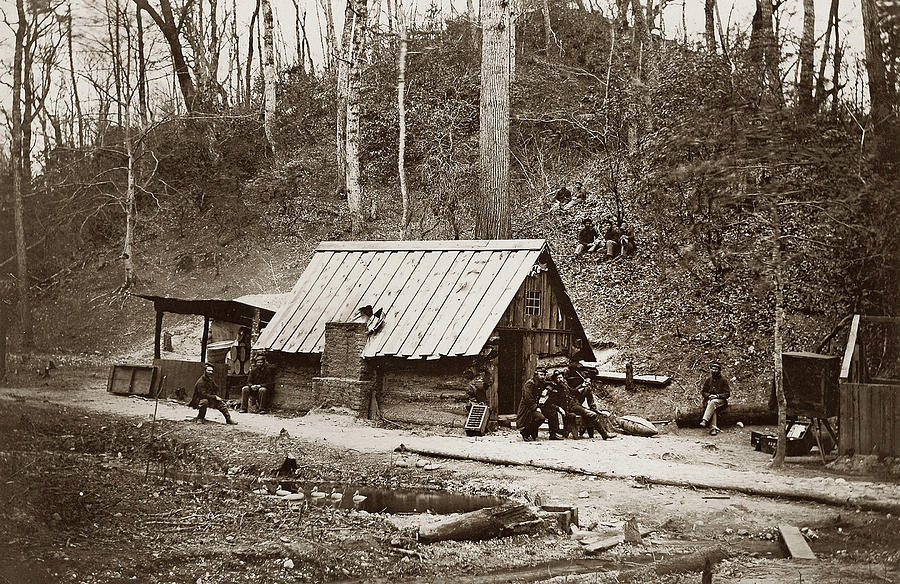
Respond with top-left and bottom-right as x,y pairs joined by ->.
497,330 -> 524,415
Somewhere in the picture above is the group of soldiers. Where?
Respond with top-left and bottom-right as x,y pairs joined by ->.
188,327 -> 277,424
516,365 -> 618,442
574,216 -> 636,260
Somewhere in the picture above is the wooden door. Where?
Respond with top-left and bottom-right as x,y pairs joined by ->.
498,330 -> 524,414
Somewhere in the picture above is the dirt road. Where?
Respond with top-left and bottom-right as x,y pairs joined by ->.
2,371 -> 899,583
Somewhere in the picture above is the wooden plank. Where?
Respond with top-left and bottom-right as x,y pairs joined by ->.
582,528 -> 654,554
777,525 -> 816,560
840,315 -> 860,380
452,250 -> 534,356
318,239 -> 545,252
282,252 -> 360,353
255,250 -> 335,351
292,251 -> 380,351
883,387 -> 895,457
433,251 -> 515,357
367,251 -> 442,356
457,250 -> 539,355
400,251 -> 475,357
362,251 -> 427,356
839,383 -> 852,455
415,251 -> 492,358
381,251 -> 460,356
860,315 -> 900,324
307,250 -> 395,352
871,385 -> 884,456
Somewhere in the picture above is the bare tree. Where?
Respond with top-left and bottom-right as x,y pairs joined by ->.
797,0 -> 815,115
860,0 -> 895,161
397,0 -> 408,238
704,0 -> 716,52
133,0 -> 199,111
245,0 -> 260,106
476,0 -> 512,239
814,0 -> 839,109
335,0 -> 354,193
261,0 -> 276,154
10,0 -> 32,345
345,0 -> 368,231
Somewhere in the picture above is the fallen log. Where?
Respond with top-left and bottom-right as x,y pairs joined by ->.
618,544 -> 731,583
418,503 -> 555,544
675,404 -> 776,427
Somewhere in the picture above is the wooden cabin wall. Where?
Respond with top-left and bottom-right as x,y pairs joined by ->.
377,357 -> 482,427
496,269 -> 575,357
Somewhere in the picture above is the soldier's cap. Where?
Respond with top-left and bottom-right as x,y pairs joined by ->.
254,354 -> 266,361
710,361 -> 721,370
203,362 -> 214,369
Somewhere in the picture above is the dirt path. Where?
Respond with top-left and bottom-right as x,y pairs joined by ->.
2,373 -> 900,583
3,373 -> 899,515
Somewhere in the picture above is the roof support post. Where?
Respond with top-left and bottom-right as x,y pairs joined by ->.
153,309 -> 164,359
200,316 -> 210,363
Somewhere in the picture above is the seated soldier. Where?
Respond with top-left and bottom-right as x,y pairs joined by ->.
241,354 -> 276,414
572,181 -> 589,204
190,363 -> 236,425
620,222 -> 637,257
549,370 -> 615,440
566,371 -> 617,439
575,218 -> 601,257
538,373 -> 569,440
603,217 -> 622,259
550,185 -> 575,211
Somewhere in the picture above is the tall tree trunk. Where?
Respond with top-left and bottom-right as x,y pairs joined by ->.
797,0 -> 815,115
323,0 -> 337,70
630,0 -> 648,76
67,0 -> 84,147
290,0 -> 304,68
245,0 -> 260,105
541,0 -> 556,58
704,0 -> 716,52
509,0 -> 517,81
830,7 -> 842,115
261,0 -> 276,155
749,0 -> 781,103
860,0 -> 895,161
814,0 -> 838,108
397,2 -> 408,239
346,0 -> 368,232
109,0 -> 123,126
770,203 -> 787,468
336,0 -> 355,190
133,0 -> 199,111
123,109 -> 137,289
136,5 -> 149,121
12,0 -> 32,346
230,0 -> 240,105
477,0 -> 512,239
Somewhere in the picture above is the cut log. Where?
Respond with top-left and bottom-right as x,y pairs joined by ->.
587,370 -> 671,386
418,503 -> 552,543
675,404 -> 776,427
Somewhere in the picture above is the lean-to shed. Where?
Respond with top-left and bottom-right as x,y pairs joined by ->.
255,239 -> 594,425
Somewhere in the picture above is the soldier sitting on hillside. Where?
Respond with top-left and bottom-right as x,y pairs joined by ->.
550,184 -> 576,211
603,217 -> 622,260
574,218 -> 601,257
620,222 -> 637,257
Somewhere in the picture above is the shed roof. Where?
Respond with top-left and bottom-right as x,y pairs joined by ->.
133,294 -> 277,328
255,240 -> 549,358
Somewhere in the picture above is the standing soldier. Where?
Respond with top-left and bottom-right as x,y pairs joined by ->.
190,363 -> 236,424
517,367 -> 548,441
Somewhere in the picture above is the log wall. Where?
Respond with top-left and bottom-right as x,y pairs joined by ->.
378,357 -> 473,427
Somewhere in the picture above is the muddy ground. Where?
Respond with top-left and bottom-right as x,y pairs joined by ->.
1,370 -> 900,583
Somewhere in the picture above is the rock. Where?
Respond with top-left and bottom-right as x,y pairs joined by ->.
623,518 -> 643,544
394,459 -> 410,468
276,489 -> 291,497
415,459 -> 426,468
578,491 -> 589,498
225,535 -> 234,542
424,464 -> 442,471
282,559 -> 294,569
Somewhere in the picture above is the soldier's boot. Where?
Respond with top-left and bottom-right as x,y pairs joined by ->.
195,405 -> 208,421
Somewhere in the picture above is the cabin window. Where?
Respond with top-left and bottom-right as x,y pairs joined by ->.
525,290 -> 542,315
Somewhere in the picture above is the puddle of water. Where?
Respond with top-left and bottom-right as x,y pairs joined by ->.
274,481 -> 506,514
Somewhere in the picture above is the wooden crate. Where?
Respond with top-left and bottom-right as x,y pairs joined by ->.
107,364 -> 160,397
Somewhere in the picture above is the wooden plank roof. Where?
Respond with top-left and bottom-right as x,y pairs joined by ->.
254,240 -> 548,358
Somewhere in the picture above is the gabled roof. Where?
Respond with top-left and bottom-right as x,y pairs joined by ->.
255,239 -> 548,358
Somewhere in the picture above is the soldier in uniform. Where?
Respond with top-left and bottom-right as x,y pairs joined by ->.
190,363 -> 236,424
517,368 -> 548,441
241,354 -> 276,414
